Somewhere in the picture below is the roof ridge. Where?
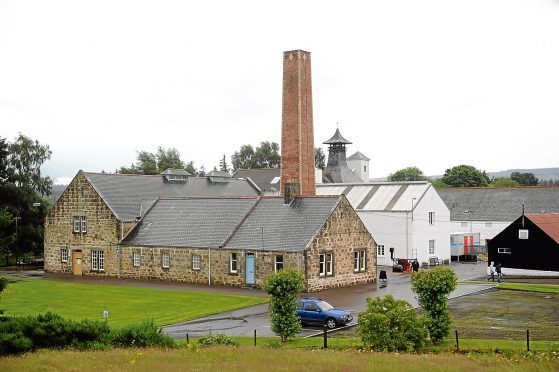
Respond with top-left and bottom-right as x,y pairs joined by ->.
220,197 -> 263,248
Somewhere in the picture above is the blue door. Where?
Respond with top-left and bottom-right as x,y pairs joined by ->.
245,253 -> 255,285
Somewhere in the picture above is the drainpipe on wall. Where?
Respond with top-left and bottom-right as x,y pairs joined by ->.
208,247 -> 211,285
406,211 -> 409,260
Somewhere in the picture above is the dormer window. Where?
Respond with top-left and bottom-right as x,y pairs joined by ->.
207,170 -> 231,184
160,168 -> 190,183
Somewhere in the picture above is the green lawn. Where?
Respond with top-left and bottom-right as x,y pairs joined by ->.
459,281 -> 559,294
0,277 -> 268,328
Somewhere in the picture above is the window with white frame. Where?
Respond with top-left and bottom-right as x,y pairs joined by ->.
461,222 -> 468,228
192,254 -> 201,270
91,250 -> 104,271
319,253 -> 333,276
429,212 -> 435,225
485,222 -> 493,228
230,253 -> 237,273
73,216 -> 87,233
162,252 -> 170,268
275,255 -> 284,272
133,252 -> 141,267
354,250 -> 366,272
429,240 -> 435,255
498,248 -> 511,254
61,248 -> 69,263
377,245 -> 385,256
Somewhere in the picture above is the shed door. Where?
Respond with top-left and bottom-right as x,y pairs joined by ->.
72,250 -> 83,276
245,253 -> 255,285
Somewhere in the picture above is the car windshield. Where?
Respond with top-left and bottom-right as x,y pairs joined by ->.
317,301 -> 334,311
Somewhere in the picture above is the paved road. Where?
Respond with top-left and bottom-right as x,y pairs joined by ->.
162,261 -> 494,339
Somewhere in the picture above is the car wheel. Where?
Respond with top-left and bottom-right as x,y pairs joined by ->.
325,318 -> 337,330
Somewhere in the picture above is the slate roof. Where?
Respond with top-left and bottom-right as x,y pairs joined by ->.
322,164 -> 363,184
83,172 -> 259,221
347,151 -> 370,161
233,168 -> 280,193
317,182 -> 431,211
436,187 -> 559,222
323,128 -> 352,145
526,213 -> 559,244
122,195 -> 342,252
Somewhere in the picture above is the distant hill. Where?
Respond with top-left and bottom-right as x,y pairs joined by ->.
371,167 -> 559,183
47,184 -> 67,204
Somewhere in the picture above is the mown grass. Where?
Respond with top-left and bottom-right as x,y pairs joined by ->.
0,346 -> 557,372
0,277 -> 268,328
459,281 -> 559,294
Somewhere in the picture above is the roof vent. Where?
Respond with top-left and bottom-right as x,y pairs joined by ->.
160,168 -> 190,183
207,170 -> 231,183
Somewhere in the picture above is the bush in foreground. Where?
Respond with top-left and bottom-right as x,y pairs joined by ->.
108,320 -> 175,348
358,294 -> 427,352
197,334 -> 239,347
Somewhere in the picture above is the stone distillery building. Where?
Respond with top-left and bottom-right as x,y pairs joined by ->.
44,49 -> 377,290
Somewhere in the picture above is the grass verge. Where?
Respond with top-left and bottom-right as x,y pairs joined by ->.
0,277 -> 268,327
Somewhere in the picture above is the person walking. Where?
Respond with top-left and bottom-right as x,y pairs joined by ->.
495,262 -> 502,283
411,258 -> 420,272
487,262 -> 496,282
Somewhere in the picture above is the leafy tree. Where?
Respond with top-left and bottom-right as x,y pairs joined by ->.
388,166 -> 425,182
0,138 -> 10,184
429,178 -> 449,188
510,172 -> 538,186
7,134 -> 53,195
411,266 -> 457,344
489,177 -> 519,188
219,154 -> 229,173
441,165 -> 489,187
118,147 -> 186,175
253,141 -> 280,168
156,147 -> 185,172
262,269 -> 305,342
358,295 -> 427,352
0,276 -> 7,314
198,166 -> 206,177
185,161 -> 197,176
231,145 -> 255,171
314,147 -> 326,170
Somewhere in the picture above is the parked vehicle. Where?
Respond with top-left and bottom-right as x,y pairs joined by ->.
296,297 -> 353,329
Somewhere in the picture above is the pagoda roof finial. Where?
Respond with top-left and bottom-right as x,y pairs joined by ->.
323,127 -> 352,145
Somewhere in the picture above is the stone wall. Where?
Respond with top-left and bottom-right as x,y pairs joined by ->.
306,196 -> 377,292
44,171 -> 121,274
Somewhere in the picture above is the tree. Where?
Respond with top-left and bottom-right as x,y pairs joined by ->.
388,166 -> 425,182
219,155 -> 229,173
198,166 -> 206,177
358,295 -> 427,352
7,134 -> 53,195
489,177 -> 519,188
0,276 -> 7,314
117,147 -> 186,175
314,147 -> 326,170
185,161 -> 197,176
429,178 -> 449,188
156,147 -> 185,172
441,165 -> 489,187
262,269 -> 305,342
510,172 -> 538,186
411,266 -> 457,344
231,145 -> 255,171
0,137 -> 10,184
253,141 -> 280,169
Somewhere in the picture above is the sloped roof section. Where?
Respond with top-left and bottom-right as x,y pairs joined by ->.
233,168 -> 280,193
437,187 -> 559,222
323,128 -> 352,145
121,197 -> 260,248
526,213 -> 559,244
84,172 -> 259,221
316,182 -> 431,211
225,196 -> 341,252
347,151 -> 370,161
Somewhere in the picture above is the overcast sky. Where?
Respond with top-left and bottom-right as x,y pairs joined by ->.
1,0 -> 558,185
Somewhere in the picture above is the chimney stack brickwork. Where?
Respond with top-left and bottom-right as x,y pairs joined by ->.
280,50 -> 316,197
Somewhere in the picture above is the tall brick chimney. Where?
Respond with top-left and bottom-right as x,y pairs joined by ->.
280,50 -> 316,197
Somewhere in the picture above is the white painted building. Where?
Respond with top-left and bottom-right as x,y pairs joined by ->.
347,151 -> 370,183
317,181 -> 451,266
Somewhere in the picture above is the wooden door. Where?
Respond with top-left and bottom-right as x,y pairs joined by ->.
72,251 -> 83,276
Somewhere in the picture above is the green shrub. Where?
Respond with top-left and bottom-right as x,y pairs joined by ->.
411,266 -> 457,344
197,334 -> 239,347
108,320 -> 175,348
262,269 -> 305,342
0,332 -> 33,354
358,295 -> 427,352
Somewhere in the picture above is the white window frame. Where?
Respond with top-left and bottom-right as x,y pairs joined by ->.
91,250 -> 98,270
73,216 -> 87,233
360,250 -> 366,271
377,245 -> 385,257
230,253 -> 237,273
319,254 -> 325,276
319,253 -> 333,276
81,216 -> 87,233
61,248 -> 69,263
162,252 -> 170,268
133,252 -> 141,267
354,251 -> 359,272
429,212 -> 435,225
354,250 -> 366,272
192,254 -> 201,271
429,240 -> 435,255
275,254 -> 284,272
73,217 -> 80,233
98,250 -> 104,271
498,248 -> 511,254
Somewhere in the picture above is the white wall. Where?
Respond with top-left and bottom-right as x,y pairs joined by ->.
347,158 -> 369,183
449,220 -> 509,244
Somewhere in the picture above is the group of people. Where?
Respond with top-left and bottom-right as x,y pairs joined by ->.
487,261 -> 503,282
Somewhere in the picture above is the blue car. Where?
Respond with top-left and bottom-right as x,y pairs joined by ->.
296,298 -> 353,329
